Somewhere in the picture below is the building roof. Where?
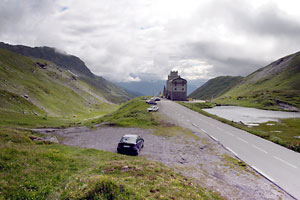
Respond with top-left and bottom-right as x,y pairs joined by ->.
170,76 -> 187,83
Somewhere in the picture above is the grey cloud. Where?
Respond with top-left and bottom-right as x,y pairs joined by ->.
1,0 -> 300,83
182,40 -> 268,77
200,0 -> 300,39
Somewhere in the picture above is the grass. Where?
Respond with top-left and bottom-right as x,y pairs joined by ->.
179,102 -> 300,153
154,125 -> 201,141
0,49 -> 117,119
87,97 -> 158,128
214,53 -> 300,111
214,90 -> 300,111
221,154 -> 248,173
88,97 -> 201,140
198,52 -> 300,111
0,128 -> 220,199
189,76 -> 243,100
247,118 -> 300,152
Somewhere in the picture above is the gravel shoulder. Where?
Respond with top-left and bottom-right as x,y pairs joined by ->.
33,117 -> 293,199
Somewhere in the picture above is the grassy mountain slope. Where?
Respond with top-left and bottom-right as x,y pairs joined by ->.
215,51 -> 300,110
0,42 -> 134,103
0,49 -> 118,125
189,76 -> 243,100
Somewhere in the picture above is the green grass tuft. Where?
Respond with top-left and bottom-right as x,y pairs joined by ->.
89,97 -> 158,128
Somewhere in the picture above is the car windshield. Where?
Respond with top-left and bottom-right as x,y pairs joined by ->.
120,136 -> 136,144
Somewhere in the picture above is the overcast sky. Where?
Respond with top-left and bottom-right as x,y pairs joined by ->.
1,0 -> 300,82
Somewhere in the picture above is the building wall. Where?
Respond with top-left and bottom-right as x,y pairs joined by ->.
170,91 -> 187,101
165,71 -> 187,101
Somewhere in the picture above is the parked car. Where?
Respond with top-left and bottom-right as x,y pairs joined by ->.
117,134 -> 144,155
147,106 -> 159,112
154,97 -> 161,101
146,99 -> 157,105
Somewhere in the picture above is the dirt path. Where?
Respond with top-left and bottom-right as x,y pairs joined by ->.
33,124 -> 293,199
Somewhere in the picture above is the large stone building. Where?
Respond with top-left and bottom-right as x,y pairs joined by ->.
164,71 -> 187,101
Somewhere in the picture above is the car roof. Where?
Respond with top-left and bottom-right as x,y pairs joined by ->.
122,134 -> 139,138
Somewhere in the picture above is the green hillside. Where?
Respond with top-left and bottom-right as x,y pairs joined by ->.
189,76 -> 243,100
0,42 -> 134,103
215,51 -> 300,110
0,49 -> 118,126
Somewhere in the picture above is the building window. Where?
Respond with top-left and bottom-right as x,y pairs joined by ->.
182,88 -> 184,90
174,88 -> 177,90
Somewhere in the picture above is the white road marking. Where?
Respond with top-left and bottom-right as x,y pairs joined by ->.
251,166 -> 274,182
237,137 -> 249,144
216,127 -> 223,131
192,123 -> 198,128
210,135 -> 218,142
201,129 -> 207,133
225,131 -> 234,136
225,147 -> 238,156
252,145 -> 268,154
273,156 -> 298,169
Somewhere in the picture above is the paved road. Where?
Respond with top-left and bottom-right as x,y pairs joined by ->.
158,99 -> 300,200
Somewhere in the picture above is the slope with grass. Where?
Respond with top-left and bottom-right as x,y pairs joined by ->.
0,127 -> 219,199
88,97 -> 158,128
189,76 -> 243,100
215,51 -> 300,110
0,49 -> 118,126
0,42 -> 135,103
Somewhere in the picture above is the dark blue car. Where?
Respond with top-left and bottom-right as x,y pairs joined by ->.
117,134 -> 144,155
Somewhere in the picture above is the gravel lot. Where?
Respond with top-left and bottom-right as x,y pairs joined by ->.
34,121 -> 293,199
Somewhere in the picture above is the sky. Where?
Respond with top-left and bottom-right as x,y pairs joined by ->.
1,0 -> 300,83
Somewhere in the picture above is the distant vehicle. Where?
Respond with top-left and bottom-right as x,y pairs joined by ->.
117,134 -> 144,155
154,97 -> 161,101
147,105 -> 159,112
146,99 -> 157,105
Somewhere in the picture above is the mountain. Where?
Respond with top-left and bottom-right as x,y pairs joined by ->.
116,81 -> 165,96
116,80 -> 200,96
215,51 -> 300,110
0,42 -> 134,103
0,48 -> 120,120
188,76 -> 243,100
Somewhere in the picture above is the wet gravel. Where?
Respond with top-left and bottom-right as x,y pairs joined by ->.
33,125 -> 293,200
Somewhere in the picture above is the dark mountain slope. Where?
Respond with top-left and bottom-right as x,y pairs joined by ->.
189,76 -> 243,100
216,51 -> 300,110
0,42 -> 134,103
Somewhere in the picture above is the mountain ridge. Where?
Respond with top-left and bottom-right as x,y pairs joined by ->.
188,76 -> 243,100
0,48 -> 118,120
0,42 -> 134,103
190,51 -> 300,110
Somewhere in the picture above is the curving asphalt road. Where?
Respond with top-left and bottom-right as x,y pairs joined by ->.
158,99 -> 300,200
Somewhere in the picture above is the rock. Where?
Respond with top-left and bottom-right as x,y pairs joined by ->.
121,166 -> 129,172
30,136 -> 59,144
29,135 -> 38,140
35,62 -> 47,69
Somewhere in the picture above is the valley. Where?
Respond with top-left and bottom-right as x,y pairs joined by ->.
1,43 -> 299,199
